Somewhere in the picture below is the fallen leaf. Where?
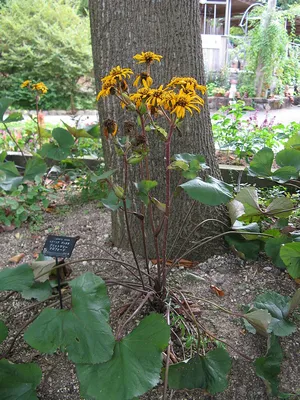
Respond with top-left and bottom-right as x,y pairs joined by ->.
15,232 -> 22,239
210,285 -> 225,297
0,224 -> 16,233
9,253 -> 25,263
45,205 -> 57,213
295,278 -> 300,285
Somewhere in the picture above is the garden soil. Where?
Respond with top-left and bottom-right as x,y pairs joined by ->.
0,201 -> 299,400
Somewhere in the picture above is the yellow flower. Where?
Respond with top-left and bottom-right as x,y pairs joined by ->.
129,82 -> 151,107
133,72 -> 153,88
133,51 -> 163,64
103,119 -> 118,139
168,77 -> 206,94
145,85 -> 166,107
170,89 -> 204,119
21,80 -> 32,88
31,82 -> 48,94
96,77 -> 117,101
102,66 -> 133,83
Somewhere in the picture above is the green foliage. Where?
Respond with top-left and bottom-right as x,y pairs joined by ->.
0,320 -> 8,344
77,313 -> 170,400
167,348 -> 231,394
24,273 -> 115,364
0,0 -> 93,110
0,359 -> 42,400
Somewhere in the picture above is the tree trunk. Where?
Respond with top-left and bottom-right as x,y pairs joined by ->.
89,0 -> 229,261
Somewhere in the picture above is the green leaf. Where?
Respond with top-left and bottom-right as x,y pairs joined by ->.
265,197 -> 294,218
0,151 -> 7,163
0,98 -> 14,122
0,321 -> 8,344
127,153 -> 145,165
134,180 -> 158,205
21,281 -> 52,302
243,309 -> 272,336
167,348 -> 231,394
254,335 -> 283,395
4,112 -> 23,124
38,143 -> 71,161
225,235 -> 262,260
101,190 -> 122,211
173,153 -> 206,164
62,121 -> 94,139
168,160 -> 189,171
272,166 -> 299,182
52,127 -> 75,148
85,124 -> 101,138
275,149 -> 300,171
23,157 -> 47,182
180,176 -> 233,206
0,264 -> 34,292
0,359 -> 42,400
234,187 -> 262,217
248,147 -> 274,177
76,313 -> 170,400
285,132 -> 300,150
280,242 -> 300,279
253,292 -> 296,336
151,197 -> 166,212
0,161 -> 22,191
90,169 -> 117,182
24,273 -> 115,364
265,235 -> 292,268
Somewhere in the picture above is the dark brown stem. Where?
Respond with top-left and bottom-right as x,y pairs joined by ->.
35,96 -> 42,149
115,293 -> 142,339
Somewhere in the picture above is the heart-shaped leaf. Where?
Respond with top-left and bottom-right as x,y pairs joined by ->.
24,273 -> 115,364
280,242 -> 300,279
243,309 -> 272,336
167,348 -> 231,394
134,180 -> 158,205
248,147 -> 274,177
23,157 -> 47,182
180,176 -> 233,206
52,127 -> 75,148
76,313 -> 170,400
0,359 -> 42,400
275,149 -> 300,171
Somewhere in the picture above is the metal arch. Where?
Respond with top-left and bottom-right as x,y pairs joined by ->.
239,3 -> 264,34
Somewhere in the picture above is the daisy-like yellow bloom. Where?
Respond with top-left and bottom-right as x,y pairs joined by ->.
170,89 -> 204,119
168,77 -> 206,95
129,82 -> 151,107
96,77 -> 117,101
133,51 -> 163,64
21,80 -> 32,88
133,72 -> 153,88
102,66 -> 133,83
31,82 -> 48,94
145,85 -> 167,107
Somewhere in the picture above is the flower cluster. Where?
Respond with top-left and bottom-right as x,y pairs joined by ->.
96,51 -> 206,123
21,80 -> 48,94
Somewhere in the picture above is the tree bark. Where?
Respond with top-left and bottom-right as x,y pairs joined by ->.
89,0 -> 229,261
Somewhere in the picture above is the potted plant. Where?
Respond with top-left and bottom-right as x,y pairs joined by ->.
212,87 -> 226,97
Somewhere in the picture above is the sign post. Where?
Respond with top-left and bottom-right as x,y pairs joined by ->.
42,235 -> 79,309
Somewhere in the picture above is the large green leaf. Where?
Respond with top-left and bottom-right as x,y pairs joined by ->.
0,98 -> 14,122
243,309 -> 272,336
0,263 -> 52,301
180,176 -> 233,206
254,335 -> 283,395
38,142 -> 71,161
167,348 -> 231,394
24,273 -> 114,364
23,157 -> 47,182
248,147 -> 274,177
0,264 -> 34,292
264,235 -> 293,268
134,180 -> 158,205
62,121 -> 94,139
0,320 -> 8,344
52,127 -> 75,148
4,112 -> 23,124
234,187 -> 262,217
0,161 -> 22,191
76,313 -> 170,400
272,166 -> 299,182
0,359 -> 42,400
90,169 -> 117,182
253,292 -> 296,336
265,197 -> 294,218
285,132 -> 300,150
225,235 -> 262,260
275,149 -> 300,171
280,242 -> 300,279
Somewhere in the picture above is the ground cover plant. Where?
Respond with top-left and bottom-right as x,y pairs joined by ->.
0,52 -> 299,400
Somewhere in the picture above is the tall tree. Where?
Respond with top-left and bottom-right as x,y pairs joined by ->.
89,0 -> 229,261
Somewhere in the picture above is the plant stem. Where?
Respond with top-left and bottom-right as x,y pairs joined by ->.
3,122 -> 27,163
7,294 -> 61,319
35,96 -> 42,149
161,124 -> 175,290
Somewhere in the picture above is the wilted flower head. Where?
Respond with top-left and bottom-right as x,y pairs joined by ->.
31,82 -> 48,94
168,77 -> 206,95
